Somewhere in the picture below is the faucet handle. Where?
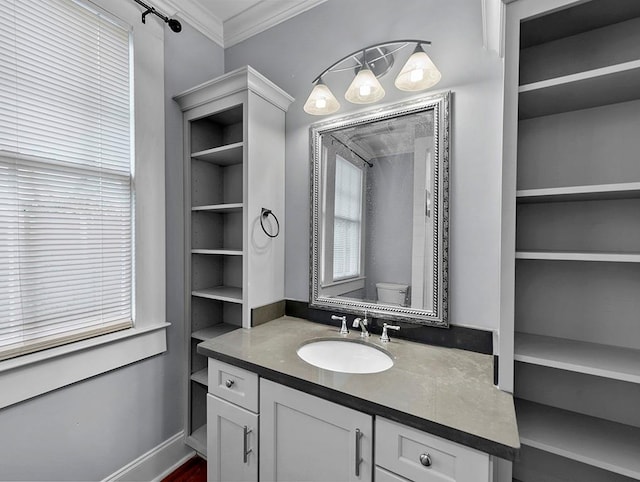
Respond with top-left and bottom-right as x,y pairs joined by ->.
380,323 -> 400,343
332,315 -> 349,335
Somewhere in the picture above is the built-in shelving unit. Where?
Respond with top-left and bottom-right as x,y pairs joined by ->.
191,286 -> 243,303
191,141 -> 244,165
516,182 -> 640,202
174,66 -> 292,457
518,60 -> 640,119
516,400 -> 640,480
515,251 -> 640,263
190,368 -> 208,387
514,333 -> 640,384
503,1 -> 640,480
192,203 -> 243,212
191,324 -> 238,342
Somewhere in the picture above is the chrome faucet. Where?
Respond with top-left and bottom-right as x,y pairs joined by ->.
352,314 -> 370,338
380,322 -> 400,342
331,315 -> 349,335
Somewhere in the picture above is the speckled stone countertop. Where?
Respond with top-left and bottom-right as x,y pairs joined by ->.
197,316 -> 519,460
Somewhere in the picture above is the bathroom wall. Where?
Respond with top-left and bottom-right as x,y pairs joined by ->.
0,14 -> 224,482
365,153 -> 414,300
225,0 -> 504,330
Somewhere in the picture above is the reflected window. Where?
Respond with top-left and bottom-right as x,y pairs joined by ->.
333,155 -> 363,280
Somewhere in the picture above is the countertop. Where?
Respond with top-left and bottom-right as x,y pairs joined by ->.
197,316 -> 520,460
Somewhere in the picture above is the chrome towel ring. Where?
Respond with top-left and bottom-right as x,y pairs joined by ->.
260,208 -> 280,238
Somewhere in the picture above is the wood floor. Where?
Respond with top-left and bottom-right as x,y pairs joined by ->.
162,455 -> 206,482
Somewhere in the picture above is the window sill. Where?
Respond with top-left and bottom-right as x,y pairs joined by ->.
0,322 -> 169,409
320,277 -> 366,297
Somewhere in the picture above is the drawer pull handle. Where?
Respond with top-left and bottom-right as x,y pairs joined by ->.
419,453 -> 432,467
243,426 -> 252,464
225,379 -> 235,388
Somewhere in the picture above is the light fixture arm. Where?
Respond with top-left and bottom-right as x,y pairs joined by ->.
311,39 -> 431,84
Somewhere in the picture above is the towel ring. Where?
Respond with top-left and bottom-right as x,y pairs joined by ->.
260,208 -> 280,238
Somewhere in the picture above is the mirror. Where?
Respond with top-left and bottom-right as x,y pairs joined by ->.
310,92 -> 450,326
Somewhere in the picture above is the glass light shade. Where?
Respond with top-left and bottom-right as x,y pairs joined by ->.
394,45 -> 441,91
303,80 -> 341,115
344,66 -> 385,104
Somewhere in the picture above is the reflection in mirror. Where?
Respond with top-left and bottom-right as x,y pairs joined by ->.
310,93 -> 450,326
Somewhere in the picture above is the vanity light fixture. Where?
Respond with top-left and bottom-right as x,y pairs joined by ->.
344,56 -> 386,104
303,78 -> 341,115
303,40 -> 441,115
395,43 -> 442,91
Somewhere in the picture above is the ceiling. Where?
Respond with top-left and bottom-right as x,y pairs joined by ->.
155,0 -> 327,48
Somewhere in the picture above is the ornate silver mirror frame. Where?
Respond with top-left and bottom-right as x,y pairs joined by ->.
309,92 -> 450,327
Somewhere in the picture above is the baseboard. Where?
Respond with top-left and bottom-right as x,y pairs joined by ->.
103,431 -> 195,482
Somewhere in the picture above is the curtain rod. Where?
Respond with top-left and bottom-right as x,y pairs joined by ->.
132,0 -> 182,32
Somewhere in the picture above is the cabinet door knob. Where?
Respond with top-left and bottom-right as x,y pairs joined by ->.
419,453 -> 432,467
225,379 -> 235,388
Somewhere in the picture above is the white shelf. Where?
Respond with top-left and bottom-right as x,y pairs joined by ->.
192,323 -> 239,341
516,400 -> 640,479
191,141 -> 243,165
188,424 -> 207,454
515,332 -> 640,384
192,202 -> 243,212
190,368 -> 208,386
516,182 -> 640,203
191,248 -> 243,256
192,286 -> 243,303
515,250 -> 640,263
518,60 -> 640,119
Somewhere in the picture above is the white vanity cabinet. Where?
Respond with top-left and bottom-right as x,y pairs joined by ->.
206,359 -> 259,482
205,358 -> 494,482
260,378 -> 373,482
375,418 -> 491,482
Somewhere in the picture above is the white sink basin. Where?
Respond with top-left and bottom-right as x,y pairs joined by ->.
297,338 -> 393,374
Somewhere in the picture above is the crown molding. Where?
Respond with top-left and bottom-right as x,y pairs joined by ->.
174,66 -> 294,112
224,0 -> 327,48
154,0 -> 224,47
148,0 -> 325,48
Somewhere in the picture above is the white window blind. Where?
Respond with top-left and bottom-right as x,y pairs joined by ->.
333,155 -> 363,280
0,0 -> 133,361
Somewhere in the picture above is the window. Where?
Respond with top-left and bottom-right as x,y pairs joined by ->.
0,0 -> 133,361
333,155 -> 363,280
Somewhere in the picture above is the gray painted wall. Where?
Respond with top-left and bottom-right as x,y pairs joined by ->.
225,0 -> 504,330
365,153 -> 414,300
0,21 -> 223,481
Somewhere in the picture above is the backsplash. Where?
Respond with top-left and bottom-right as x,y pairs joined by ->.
284,300 -> 493,355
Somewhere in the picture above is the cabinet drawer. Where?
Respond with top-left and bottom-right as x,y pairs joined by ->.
375,418 -> 490,482
208,359 -> 259,412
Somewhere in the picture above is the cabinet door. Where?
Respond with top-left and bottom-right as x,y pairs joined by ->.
260,379 -> 373,482
207,394 -> 258,482
375,466 -> 411,482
